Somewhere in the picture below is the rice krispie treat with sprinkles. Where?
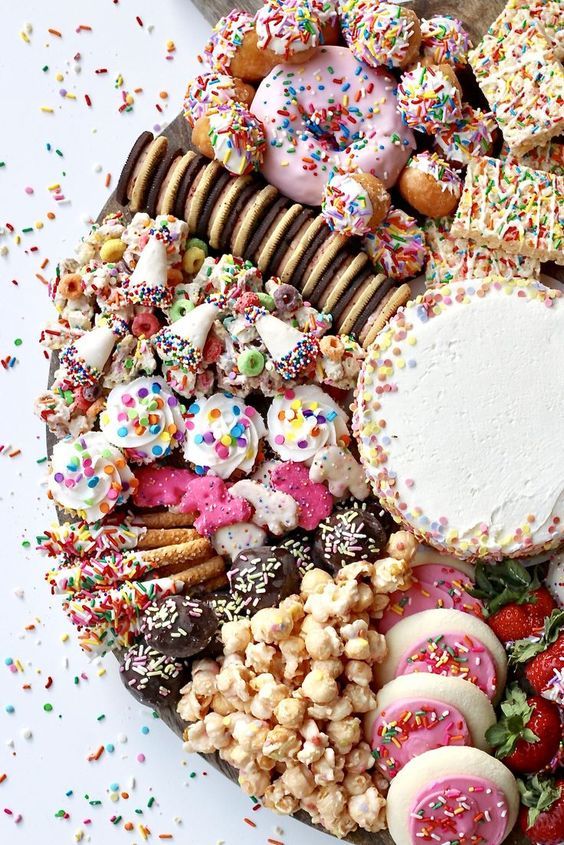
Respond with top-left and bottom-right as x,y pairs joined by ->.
424,216 -> 541,287
363,207 -> 426,282
420,15 -> 472,67
452,156 -> 564,265
469,0 -> 564,156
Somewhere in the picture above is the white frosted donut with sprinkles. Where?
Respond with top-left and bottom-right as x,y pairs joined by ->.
251,45 -> 415,205
354,279 -> 564,560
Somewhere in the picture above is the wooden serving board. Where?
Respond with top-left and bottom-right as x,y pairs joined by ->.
48,1 -> 533,842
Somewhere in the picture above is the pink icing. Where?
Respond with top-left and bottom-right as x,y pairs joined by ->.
396,631 -> 497,700
271,461 -> 333,530
177,476 -> 252,536
408,776 -> 509,845
378,564 -> 484,634
133,467 -> 197,508
370,697 -> 471,780
251,45 -> 415,206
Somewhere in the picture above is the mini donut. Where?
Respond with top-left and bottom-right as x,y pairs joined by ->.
398,151 -> 462,217
373,608 -> 508,703
251,45 -> 415,205
192,102 -> 267,176
321,170 -> 391,236
386,746 -> 519,845
341,0 -> 421,69
433,103 -> 497,167
420,15 -> 472,67
397,62 -> 463,133
254,0 -> 323,64
198,9 -> 275,82
183,72 -> 255,127
364,674 -> 496,779
363,207 -> 426,281
311,0 -> 340,44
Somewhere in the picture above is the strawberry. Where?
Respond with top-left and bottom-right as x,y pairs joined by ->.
470,561 -> 556,643
485,685 -> 561,775
519,775 -> 564,845
512,610 -> 564,699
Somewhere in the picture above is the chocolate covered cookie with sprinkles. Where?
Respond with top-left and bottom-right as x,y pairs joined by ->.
313,507 -> 388,573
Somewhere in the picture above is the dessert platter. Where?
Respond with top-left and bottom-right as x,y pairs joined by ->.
35,0 -> 563,843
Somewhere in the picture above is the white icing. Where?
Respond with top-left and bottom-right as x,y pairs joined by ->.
48,431 -> 135,523
183,393 -> 266,479
355,282 -> 564,559
100,376 -> 186,463
255,1 -> 322,55
267,384 -> 350,464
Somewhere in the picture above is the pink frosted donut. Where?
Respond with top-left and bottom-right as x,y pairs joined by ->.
251,45 -> 415,205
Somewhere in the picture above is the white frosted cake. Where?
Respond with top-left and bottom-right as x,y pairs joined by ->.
354,279 -> 564,560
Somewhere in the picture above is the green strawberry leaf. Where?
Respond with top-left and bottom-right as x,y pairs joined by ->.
486,685 -> 537,758
511,608 -> 564,664
469,560 -> 538,614
518,775 -> 562,827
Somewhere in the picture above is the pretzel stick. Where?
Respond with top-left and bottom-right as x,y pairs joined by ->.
134,511 -> 196,529
137,528 -> 200,550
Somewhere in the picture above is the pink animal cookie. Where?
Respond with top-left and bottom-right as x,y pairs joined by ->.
271,462 -> 333,531
133,467 -> 197,508
177,476 -> 252,536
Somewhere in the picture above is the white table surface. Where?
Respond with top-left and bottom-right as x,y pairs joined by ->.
0,2 -> 335,843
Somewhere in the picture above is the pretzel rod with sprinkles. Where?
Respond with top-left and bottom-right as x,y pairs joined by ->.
469,0 -> 564,156
424,216 -> 540,287
64,576 -> 183,649
46,551 -> 157,595
37,518 -> 146,561
451,156 -> 564,265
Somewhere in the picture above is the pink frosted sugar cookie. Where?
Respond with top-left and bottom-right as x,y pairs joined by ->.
251,45 -> 415,205
386,747 -> 519,845
365,674 -> 495,780
374,608 -> 507,702
378,548 -> 483,634
271,461 -> 333,531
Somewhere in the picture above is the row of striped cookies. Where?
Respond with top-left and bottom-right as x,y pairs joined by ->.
115,131 -> 411,347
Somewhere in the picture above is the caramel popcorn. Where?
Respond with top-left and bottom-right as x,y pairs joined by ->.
179,544 -> 415,838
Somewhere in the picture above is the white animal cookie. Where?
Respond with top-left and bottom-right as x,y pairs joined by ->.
212,522 -> 267,560
229,479 -> 299,535
309,446 -> 370,499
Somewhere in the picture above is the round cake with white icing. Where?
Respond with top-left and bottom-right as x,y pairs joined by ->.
354,279 -> 564,560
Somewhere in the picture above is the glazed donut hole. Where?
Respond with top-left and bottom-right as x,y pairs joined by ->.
321,171 -> 391,236
344,2 -> 422,70
398,151 -> 463,218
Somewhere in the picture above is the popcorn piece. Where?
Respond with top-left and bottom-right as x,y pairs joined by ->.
348,786 -> 387,833
451,156 -> 564,265
469,0 -> 564,155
